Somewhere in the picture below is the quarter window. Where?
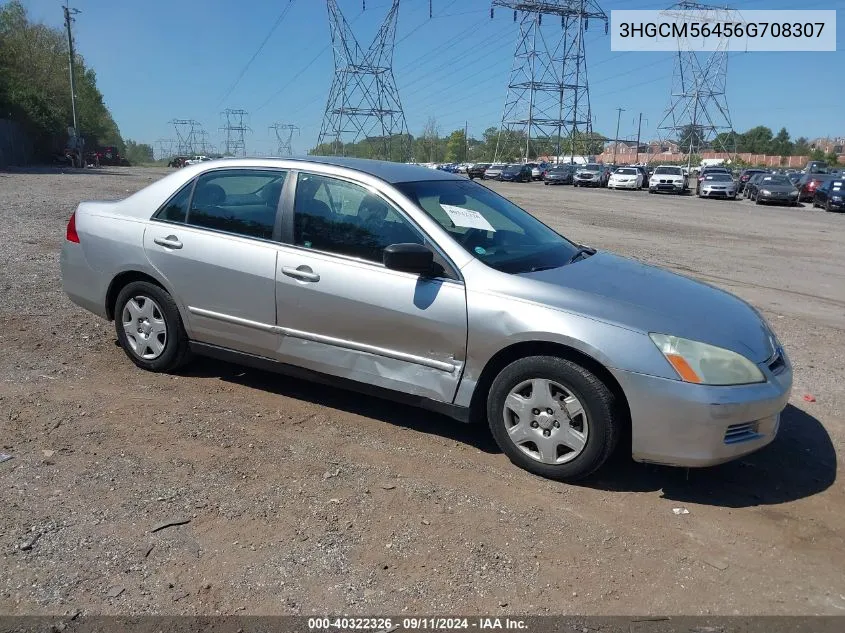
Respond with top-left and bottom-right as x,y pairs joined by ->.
293,173 -> 424,263
187,169 -> 286,240
154,181 -> 193,223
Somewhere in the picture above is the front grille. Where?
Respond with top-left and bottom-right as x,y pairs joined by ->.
724,422 -> 761,444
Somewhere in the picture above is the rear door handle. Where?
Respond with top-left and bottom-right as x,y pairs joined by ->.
281,266 -> 320,282
154,236 -> 183,249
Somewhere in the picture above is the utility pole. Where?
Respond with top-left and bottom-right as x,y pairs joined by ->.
464,121 -> 469,163
612,107 -> 625,165
63,2 -> 81,135
635,112 -> 643,164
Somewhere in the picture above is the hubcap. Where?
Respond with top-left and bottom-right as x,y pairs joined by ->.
502,378 -> 589,465
121,295 -> 167,360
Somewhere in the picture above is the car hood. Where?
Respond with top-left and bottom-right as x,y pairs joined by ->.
758,184 -> 797,192
513,252 -> 774,362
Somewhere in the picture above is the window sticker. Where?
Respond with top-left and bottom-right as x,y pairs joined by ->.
440,204 -> 495,232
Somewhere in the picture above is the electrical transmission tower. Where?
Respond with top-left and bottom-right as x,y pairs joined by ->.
170,119 -> 201,156
656,1 -> 737,165
491,1 -> 608,164
155,138 -> 176,160
220,108 -> 252,157
316,0 -> 410,161
269,123 -> 300,156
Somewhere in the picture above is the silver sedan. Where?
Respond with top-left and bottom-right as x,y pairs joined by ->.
698,173 -> 738,199
61,157 -> 792,481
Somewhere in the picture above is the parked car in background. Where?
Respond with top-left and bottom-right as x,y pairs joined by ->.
530,162 -> 550,180
626,165 -> 649,189
743,173 -> 766,199
607,167 -> 643,190
60,156 -> 792,482
813,178 -> 845,212
573,163 -> 609,187
543,165 -> 575,185
698,173 -> 737,199
805,160 -> 829,174
751,174 -> 798,205
467,163 -> 491,180
483,164 -> 506,180
697,166 -> 731,188
796,173 -> 832,202
500,163 -> 533,183
786,172 -> 803,186
648,165 -> 688,194
184,155 -> 212,166
738,168 -> 768,193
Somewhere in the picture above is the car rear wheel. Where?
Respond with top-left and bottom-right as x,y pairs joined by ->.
487,356 -> 620,481
114,281 -> 190,372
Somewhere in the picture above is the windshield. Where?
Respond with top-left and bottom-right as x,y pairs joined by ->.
582,164 -> 601,171
761,176 -> 792,186
705,174 -> 732,182
395,180 -> 580,274
654,166 -> 682,175
615,168 -> 637,175
550,167 -> 571,173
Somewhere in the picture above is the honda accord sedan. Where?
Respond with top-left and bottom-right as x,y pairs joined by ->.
61,157 -> 792,481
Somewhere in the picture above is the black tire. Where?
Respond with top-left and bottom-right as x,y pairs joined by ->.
755,197 -> 762,205
114,281 -> 191,372
487,355 -> 620,482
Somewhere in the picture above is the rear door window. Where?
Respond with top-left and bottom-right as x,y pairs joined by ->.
187,169 -> 286,240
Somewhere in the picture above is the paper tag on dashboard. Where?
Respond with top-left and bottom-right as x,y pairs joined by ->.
440,204 -> 495,231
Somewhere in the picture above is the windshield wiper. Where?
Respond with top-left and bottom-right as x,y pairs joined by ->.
566,246 -> 596,265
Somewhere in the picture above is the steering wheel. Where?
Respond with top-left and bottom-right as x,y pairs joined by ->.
458,228 -> 487,248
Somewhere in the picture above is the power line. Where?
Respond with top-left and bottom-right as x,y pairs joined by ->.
216,0 -> 298,108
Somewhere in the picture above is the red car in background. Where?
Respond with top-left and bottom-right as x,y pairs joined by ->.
796,173 -> 832,202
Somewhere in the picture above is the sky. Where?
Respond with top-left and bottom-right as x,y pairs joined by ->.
18,0 -> 845,157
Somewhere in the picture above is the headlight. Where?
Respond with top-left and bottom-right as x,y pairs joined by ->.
759,189 -> 771,195
832,196 -> 843,201
649,333 -> 765,386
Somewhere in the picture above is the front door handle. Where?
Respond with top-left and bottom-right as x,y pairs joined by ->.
154,235 -> 183,249
282,265 -> 320,282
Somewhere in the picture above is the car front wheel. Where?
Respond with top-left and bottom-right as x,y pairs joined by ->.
487,356 -> 620,481
114,281 -> 190,372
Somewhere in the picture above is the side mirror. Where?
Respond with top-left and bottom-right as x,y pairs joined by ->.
383,243 -> 434,275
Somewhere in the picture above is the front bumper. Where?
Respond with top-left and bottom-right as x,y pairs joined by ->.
650,181 -> 685,193
758,193 -> 798,205
826,199 -> 845,210
611,358 -> 792,467
700,188 -> 736,198
609,180 -> 638,189
575,176 -> 600,186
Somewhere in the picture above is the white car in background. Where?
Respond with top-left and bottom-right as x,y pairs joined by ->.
608,167 -> 643,190
649,165 -> 689,194
483,164 -> 507,180
184,155 -> 211,166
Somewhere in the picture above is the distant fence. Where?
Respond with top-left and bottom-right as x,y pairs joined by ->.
0,119 -> 34,167
596,149 -> 844,167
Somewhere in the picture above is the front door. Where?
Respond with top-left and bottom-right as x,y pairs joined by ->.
274,171 -> 468,403
144,168 -> 287,357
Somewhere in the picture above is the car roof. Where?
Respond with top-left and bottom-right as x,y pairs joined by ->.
248,155 -> 464,184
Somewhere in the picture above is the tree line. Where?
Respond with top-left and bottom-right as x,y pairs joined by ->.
0,1 -> 148,161
678,123 -> 839,163
309,116 -> 607,163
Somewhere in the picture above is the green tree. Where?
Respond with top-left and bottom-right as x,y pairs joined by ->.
793,137 -> 810,155
770,127 -> 792,156
0,1 -> 122,158
808,147 -> 826,162
444,128 -> 467,163
739,126 -> 774,153
825,150 -> 840,166
124,139 -> 154,165
677,124 -> 706,153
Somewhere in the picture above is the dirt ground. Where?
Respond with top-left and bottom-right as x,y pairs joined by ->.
1,166 -> 844,616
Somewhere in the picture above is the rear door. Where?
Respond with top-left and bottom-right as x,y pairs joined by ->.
144,168 -> 288,357
272,171 -> 468,403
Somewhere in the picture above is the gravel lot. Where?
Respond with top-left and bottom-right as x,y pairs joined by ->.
1,166 -> 844,616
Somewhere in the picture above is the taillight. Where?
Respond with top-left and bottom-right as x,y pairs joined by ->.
66,211 -> 80,243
